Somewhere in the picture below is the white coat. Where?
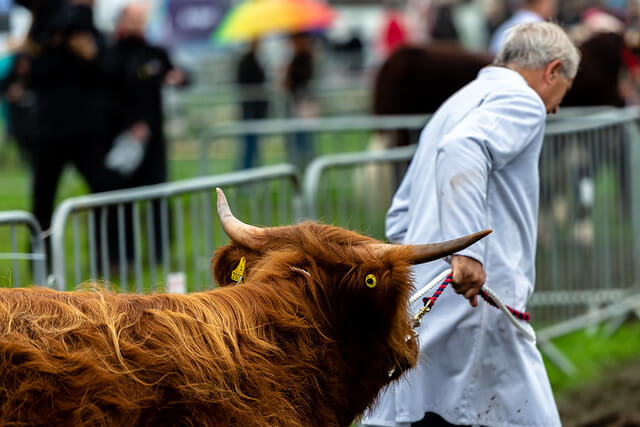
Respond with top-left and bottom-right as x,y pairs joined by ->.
362,67 -> 561,427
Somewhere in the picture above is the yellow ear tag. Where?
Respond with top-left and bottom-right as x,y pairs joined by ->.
231,257 -> 246,283
365,274 -> 377,288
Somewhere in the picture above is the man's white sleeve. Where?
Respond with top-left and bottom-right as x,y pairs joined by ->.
434,89 -> 545,264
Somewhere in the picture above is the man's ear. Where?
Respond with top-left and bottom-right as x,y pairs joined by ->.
544,59 -> 564,84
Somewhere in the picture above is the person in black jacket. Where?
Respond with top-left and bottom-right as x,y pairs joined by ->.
102,3 -> 188,266
24,0 -> 118,236
107,3 -> 187,189
236,38 -> 268,169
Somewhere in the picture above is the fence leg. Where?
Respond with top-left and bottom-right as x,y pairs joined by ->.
585,303 -> 600,337
199,135 -> 209,176
603,310 -> 630,337
538,339 -> 577,376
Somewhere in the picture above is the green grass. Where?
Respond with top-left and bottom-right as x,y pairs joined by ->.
546,320 -> 640,395
0,143 -> 91,212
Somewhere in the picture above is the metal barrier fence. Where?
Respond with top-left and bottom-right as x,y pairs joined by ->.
167,80 -> 370,122
49,165 -> 302,291
0,211 -> 46,286
304,144 -> 416,238
536,108 -> 640,324
197,114 -> 430,176
192,109 -> 615,178
164,79 -> 371,146
303,107 -> 640,331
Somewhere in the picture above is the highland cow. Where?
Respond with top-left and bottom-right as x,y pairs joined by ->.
0,188 -> 490,426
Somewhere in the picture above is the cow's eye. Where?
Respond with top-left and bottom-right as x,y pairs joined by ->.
365,274 -> 377,288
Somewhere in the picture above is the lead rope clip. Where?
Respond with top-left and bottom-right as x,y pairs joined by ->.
412,298 -> 433,328
410,268 -> 536,342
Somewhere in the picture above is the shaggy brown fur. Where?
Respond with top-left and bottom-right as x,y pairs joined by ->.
212,222 -> 421,425
0,222 -> 423,426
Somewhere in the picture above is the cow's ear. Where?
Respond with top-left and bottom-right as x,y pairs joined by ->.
211,245 -> 253,287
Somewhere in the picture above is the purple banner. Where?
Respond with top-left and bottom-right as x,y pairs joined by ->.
167,0 -> 230,42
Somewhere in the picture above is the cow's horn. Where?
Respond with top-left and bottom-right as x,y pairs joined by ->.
216,188 -> 265,246
406,230 -> 492,265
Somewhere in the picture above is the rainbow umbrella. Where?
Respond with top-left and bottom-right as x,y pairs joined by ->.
213,0 -> 336,43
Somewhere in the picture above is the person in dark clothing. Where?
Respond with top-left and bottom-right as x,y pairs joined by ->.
431,4 -> 459,42
285,34 -> 313,100
236,38 -> 268,169
0,53 -> 36,162
107,3 -> 188,188
331,31 -> 364,73
24,0 -> 118,236
102,3 -> 188,266
283,32 -> 316,171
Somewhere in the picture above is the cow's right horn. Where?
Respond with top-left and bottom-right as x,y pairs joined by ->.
216,188 -> 265,247
407,230 -> 492,265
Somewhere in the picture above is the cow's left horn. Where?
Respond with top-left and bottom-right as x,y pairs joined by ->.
216,188 -> 265,247
406,230 -> 492,265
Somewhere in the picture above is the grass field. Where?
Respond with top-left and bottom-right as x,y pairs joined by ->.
546,320 -> 640,394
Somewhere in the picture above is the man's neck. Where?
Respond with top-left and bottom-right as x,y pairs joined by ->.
505,64 -> 544,94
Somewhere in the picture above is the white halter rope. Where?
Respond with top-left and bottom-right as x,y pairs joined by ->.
410,268 -> 536,343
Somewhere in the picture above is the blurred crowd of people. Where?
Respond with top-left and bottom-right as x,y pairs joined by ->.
0,0 -> 189,251
373,0 -> 640,117
236,31 -> 317,171
381,0 -> 640,56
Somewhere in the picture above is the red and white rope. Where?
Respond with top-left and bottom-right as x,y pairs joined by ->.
411,268 -> 536,343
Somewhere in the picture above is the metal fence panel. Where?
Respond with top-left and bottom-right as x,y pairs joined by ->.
166,78 -> 370,125
49,165 -> 302,292
302,108 -> 640,328
197,114 -> 430,176
0,211 -> 46,286
303,144 -> 416,237
190,108 -> 622,179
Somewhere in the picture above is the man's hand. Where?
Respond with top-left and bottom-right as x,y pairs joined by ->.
451,255 -> 486,307
129,121 -> 150,142
164,69 -> 186,86
68,33 -> 97,61
7,83 -> 24,103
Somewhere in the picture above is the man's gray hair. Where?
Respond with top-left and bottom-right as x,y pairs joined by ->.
493,21 -> 581,79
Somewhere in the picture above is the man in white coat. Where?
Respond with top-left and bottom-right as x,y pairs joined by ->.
362,22 -> 580,427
